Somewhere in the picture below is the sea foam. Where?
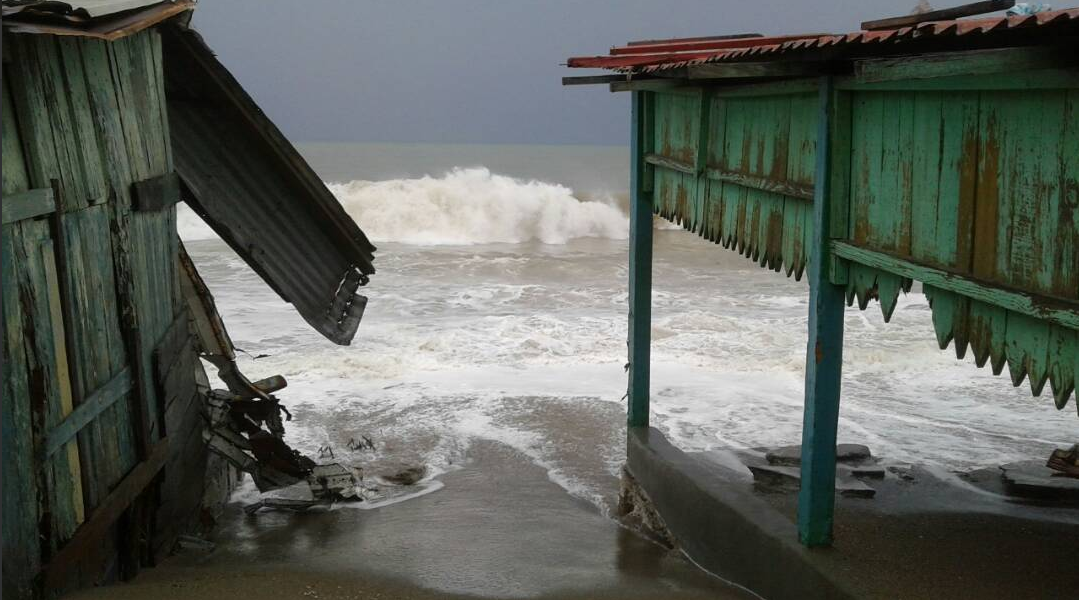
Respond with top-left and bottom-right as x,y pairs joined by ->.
327,167 -> 628,245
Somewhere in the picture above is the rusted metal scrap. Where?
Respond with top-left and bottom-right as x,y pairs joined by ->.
1047,444 -> 1079,478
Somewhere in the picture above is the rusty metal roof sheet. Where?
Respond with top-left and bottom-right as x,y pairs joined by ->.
163,24 -> 376,346
1,0 -> 192,40
566,7 -> 1079,73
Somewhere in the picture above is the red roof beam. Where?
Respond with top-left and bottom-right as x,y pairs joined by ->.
609,33 -> 833,56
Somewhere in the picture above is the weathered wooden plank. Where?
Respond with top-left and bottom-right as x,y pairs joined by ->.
562,74 -> 631,86
59,206 -> 134,506
40,239 -> 86,530
1,223 -> 44,598
1063,89 -> 1078,299
649,155 -> 815,200
1047,325 -> 1077,410
838,68 -> 1079,92
34,35 -> 93,211
861,0 -> 1014,31
56,36 -> 109,205
12,222 -> 85,549
855,46 -> 1067,83
41,438 -> 169,592
44,367 -> 133,460
80,36 -> 136,207
7,36 -> 70,206
2,75 -> 31,195
107,34 -> 152,187
798,76 -> 848,548
628,91 -> 654,428
645,153 -> 697,175
685,60 -> 827,80
976,89 -> 1076,300
610,79 -> 689,93
2,187 -> 56,224
710,78 -> 819,99
111,204 -> 154,459
832,242 -> 1079,331
850,91 -> 883,246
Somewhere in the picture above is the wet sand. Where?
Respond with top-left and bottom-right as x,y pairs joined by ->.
72,441 -> 753,600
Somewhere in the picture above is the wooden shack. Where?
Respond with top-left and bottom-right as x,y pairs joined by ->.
2,2 -> 375,598
565,3 -> 1078,558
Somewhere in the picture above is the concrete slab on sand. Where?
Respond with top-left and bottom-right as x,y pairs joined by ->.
625,427 -> 1079,600
70,440 -> 753,600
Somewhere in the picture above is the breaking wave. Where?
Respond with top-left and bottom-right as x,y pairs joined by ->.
327,167 -> 629,245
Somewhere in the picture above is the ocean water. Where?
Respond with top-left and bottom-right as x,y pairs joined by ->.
180,142 -> 1076,514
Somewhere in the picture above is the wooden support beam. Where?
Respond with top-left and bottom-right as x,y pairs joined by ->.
645,154 -> 815,200
645,153 -> 697,175
2,187 -> 55,224
706,167 -> 815,201
685,61 -> 827,80
797,77 -> 848,547
39,438 -> 169,591
831,242 -> 1079,330
562,74 -> 630,86
610,79 -> 688,93
855,46 -> 1073,84
43,367 -> 133,460
628,91 -> 654,428
861,0 -> 1014,31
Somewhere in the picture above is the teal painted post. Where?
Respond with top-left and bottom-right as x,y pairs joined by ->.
628,91 -> 653,427
798,77 -> 847,547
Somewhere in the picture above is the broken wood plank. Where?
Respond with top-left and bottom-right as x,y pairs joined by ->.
861,0 -> 1014,31
2,187 -> 55,224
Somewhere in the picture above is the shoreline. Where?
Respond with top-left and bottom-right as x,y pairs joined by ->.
71,440 -> 750,600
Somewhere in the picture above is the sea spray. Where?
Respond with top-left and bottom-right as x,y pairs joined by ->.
326,167 -> 628,245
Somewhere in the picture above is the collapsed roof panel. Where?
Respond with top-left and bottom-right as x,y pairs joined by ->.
162,24 -> 376,346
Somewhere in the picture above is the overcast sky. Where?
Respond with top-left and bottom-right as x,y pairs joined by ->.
193,0 -> 907,146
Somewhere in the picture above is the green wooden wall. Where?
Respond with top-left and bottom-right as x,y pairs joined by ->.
643,70 -> 1078,412
3,28 -> 185,598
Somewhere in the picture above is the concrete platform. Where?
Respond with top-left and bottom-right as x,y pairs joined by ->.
624,427 -> 1079,600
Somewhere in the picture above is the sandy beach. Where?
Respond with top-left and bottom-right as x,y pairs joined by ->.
70,441 -> 753,600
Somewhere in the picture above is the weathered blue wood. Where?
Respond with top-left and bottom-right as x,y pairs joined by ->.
628,91 -> 654,428
798,77 -> 848,547
44,367 -> 133,459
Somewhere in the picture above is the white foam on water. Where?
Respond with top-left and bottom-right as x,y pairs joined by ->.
184,164 -> 1076,515
327,167 -> 628,245
177,204 -> 218,241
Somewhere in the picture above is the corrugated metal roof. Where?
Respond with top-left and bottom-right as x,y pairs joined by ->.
163,24 -> 376,346
567,7 -> 1079,73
